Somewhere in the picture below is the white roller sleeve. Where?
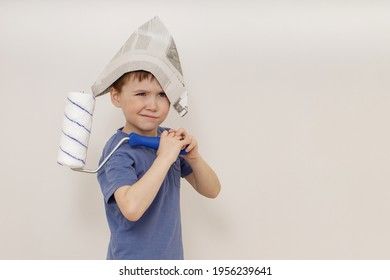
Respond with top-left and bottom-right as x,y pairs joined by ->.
57,91 -> 95,168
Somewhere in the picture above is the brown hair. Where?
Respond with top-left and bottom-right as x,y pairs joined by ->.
111,70 -> 155,92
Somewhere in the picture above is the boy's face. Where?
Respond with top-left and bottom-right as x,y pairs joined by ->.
110,76 -> 170,136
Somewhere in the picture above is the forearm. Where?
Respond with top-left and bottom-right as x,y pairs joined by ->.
186,155 -> 221,198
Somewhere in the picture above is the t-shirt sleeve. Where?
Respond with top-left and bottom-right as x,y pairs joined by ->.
102,151 -> 138,204
180,156 -> 193,178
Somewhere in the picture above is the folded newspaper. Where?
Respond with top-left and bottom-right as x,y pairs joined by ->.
91,16 -> 188,116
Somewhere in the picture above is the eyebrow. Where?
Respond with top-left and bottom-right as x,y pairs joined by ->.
131,85 -> 147,91
132,88 -> 166,95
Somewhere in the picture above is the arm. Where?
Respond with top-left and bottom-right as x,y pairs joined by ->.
184,155 -> 221,198
114,130 -> 191,221
173,128 -> 221,198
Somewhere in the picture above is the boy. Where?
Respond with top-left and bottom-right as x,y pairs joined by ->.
97,70 -> 221,259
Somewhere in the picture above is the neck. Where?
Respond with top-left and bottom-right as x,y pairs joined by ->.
121,124 -> 158,137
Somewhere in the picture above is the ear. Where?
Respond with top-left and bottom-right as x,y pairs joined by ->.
110,87 -> 121,108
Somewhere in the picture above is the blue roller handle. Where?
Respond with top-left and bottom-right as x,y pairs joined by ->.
128,132 -> 188,155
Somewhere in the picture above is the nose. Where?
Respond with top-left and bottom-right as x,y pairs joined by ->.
146,96 -> 158,111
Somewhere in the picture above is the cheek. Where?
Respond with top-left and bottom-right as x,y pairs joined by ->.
124,99 -> 144,112
160,100 -> 170,113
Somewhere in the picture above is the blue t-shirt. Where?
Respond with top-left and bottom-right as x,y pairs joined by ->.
97,127 -> 193,260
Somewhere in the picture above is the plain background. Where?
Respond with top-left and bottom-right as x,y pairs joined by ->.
1,0 -> 389,259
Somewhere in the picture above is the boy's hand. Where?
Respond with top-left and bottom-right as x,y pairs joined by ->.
157,130 -> 191,164
168,128 -> 200,161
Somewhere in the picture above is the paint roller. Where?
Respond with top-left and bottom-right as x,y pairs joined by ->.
57,91 -> 187,174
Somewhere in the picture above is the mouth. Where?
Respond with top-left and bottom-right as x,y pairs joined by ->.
140,114 -> 159,119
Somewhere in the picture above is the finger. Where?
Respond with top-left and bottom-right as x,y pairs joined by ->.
181,138 -> 192,150
185,143 -> 194,152
176,128 -> 185,135
175,128 -> 187,139
186,138 -> 197,152
167,130 -> 177,137
182,144 -> 191,153
170,128 -> 185,140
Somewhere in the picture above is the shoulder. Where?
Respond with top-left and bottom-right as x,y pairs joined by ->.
102,128 -> 129,154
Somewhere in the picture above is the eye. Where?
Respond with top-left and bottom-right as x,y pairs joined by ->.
136,92 -> 146,96
159,92 -> 167,98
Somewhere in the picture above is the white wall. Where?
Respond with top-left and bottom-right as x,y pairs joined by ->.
1,0 -> 390,259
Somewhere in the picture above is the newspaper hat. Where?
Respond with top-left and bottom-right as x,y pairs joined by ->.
91,16 -> 188,116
